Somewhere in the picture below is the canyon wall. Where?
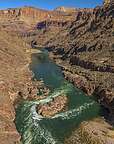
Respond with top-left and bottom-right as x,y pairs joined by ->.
38,1 -> 114,119
0,6 -> 75,26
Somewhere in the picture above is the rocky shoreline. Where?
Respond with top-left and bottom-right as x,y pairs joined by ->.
0,30 -> 51,144
65,118 -> 114,144
37,95 -> 68,118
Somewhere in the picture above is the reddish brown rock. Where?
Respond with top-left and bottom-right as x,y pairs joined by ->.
0,29 -> 32,144
0,6 -> 75,26
64,71 -> 95,96
65,118 -> 114,144
37,95 -> 68,117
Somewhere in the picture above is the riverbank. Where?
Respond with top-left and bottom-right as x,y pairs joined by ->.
65,118 -> 114,144
0,31 -> 49,144
0,30 -> 31,144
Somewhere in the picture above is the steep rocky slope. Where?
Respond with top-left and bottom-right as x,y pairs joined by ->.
0,6 -> 75,27
65,118 -> 114,144
0,28 -> 45,144
39,1 -> 114,119
0,29 -> 30,144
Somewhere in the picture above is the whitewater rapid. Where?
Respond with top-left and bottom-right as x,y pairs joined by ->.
16,83 -> 100,144
15,49 -> 101,144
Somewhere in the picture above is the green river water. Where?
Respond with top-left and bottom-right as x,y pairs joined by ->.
15,49 -> 102,144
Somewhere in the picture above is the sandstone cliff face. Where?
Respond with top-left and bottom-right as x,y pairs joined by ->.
0,7 -> 50,25
0,6 -> 75,26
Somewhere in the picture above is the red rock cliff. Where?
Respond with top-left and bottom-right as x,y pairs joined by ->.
0,7 -> 76,25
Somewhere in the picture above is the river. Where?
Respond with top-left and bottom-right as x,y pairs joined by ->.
15,49 -> 102,144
